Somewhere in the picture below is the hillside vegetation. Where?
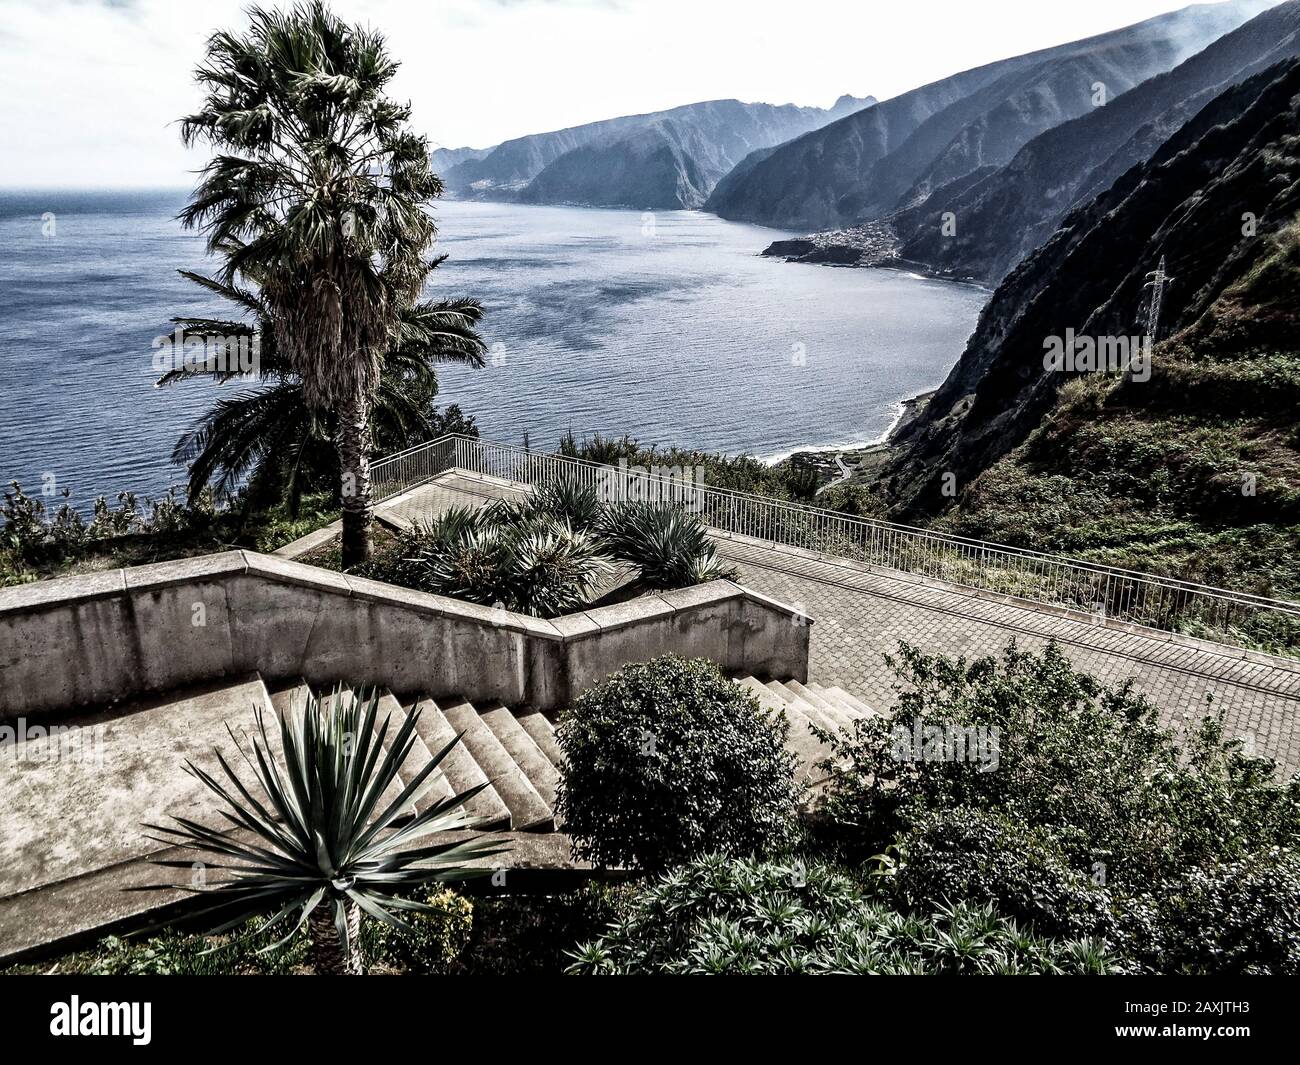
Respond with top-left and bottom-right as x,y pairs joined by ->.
877,58 -> 1300,646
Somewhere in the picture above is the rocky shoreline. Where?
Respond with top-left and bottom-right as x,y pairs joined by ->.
769,390 -> 935,490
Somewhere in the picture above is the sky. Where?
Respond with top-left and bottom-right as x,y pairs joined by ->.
0,0 -> 1263,188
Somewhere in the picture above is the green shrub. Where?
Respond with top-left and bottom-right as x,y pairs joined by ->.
888,808 -> 1117,942
1135,849 -> 1300,974
556,657 -> 802,871
598,502 -> 738,589
817,641 -> 1300,973
18,919 -> 309,976
363,887 -> 473,973
453,881 -> 631,974
817,641 -> 1300,885
566,855 -> 1123,975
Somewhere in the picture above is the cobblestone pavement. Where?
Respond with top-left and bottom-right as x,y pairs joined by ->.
717,536 -> 1300,773
402,474 -> 1300,773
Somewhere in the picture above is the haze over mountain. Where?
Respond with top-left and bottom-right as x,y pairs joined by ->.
434,95 -> 874,210
891,0 -> 1300,283
707,1 -> 1271,230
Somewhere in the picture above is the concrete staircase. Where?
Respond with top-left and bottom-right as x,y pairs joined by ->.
0,671 -> 877,963
734,676 -> 877,788
266,679 -> 562,832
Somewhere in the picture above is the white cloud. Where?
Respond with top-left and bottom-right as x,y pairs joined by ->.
0,0 -> 1260,187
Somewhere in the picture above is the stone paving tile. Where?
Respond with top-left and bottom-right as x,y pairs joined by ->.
404,474 -> 1300,774
717,539 -> 1300,774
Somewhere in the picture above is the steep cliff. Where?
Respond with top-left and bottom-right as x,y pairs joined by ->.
879,58 -> 1300,608
895,0 -> 1300,283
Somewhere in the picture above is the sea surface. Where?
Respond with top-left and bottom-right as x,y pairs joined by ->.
0,191 -> 987,509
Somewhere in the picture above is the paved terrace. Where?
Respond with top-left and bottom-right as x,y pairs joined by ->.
383,471 -> 1300,774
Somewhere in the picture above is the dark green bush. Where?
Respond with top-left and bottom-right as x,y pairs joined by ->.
818,641 -> 1300,885
362,887 -> 474,973
1135,849 -> 1300,974
566,854 -> 1124,975
452,882 -> 631,974
889,808 -> 1117,942
817,641 -> 1300,973
556,657 -> 802,871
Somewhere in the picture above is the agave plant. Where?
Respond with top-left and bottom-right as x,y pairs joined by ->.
528,477 -> 607,531
141,686 -> 505,975
419,524 -> 513,606
598,502 -> 738,589
506,518 -> 611,616
366,506 -> 611,616
482,478 -> 604,532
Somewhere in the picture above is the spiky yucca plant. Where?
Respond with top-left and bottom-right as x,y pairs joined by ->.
142,687 -> 505,975
507,519 -> 610,616
599,502 -> 738,589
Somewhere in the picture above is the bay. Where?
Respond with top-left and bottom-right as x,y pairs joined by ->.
0,191 -> 986,509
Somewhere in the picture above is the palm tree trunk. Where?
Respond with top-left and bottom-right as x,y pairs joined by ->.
336,390 -> 374,569
309,901 -> 364,975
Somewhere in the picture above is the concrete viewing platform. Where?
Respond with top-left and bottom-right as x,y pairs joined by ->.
387,471 -> 1300,774
3,466 -> 1298,962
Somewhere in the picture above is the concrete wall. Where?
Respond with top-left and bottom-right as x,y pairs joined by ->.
0,551 -> 812,720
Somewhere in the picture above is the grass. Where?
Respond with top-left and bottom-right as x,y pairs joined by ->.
924,350 -> 1300,654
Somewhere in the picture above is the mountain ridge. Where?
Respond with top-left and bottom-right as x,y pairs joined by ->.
881,56 -> 1300,542
707,1 -> 1271,230
437,95 -> 874,210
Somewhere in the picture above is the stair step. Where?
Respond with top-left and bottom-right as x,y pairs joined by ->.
377,692 -> 453,815
804,684 -> 859,728
408,699 -> 511,830
515,710 -> 564,768
441,701 -> 555,831
809,683 -> 856,720
786,680 -> 856,732
478,704 -> 560,812
764,680 -> 845,737
266,678 -> 313,719
826,685 -> 878,718
735,677 -> 831,787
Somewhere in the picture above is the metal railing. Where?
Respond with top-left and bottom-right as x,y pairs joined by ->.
370,434 -> 1300,655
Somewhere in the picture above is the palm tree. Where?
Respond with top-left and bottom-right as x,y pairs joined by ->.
180,1 -> 443,566
141,686 -> 506,975
159,265 -> 485,517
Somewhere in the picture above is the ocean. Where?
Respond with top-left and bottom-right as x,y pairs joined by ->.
0,190 -> 986,509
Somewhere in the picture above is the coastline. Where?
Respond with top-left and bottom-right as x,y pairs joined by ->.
764,389 -> 935,488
